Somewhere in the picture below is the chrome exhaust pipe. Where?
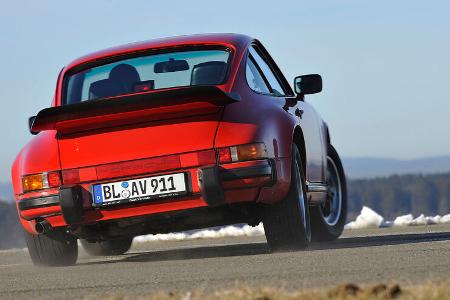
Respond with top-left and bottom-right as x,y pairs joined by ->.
35,220 -> 52,234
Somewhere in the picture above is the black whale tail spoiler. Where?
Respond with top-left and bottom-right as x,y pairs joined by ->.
30,86 -> 240,134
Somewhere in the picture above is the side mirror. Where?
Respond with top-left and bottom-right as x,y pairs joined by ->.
28,116 -> 38,135
294,74 -> 322,95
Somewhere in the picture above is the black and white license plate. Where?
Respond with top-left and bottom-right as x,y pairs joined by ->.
92,173 -> 188,207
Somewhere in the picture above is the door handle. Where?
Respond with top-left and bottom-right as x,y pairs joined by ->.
295,108 -> 304,118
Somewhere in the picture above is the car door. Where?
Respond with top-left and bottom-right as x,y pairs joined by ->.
247,45 -> 326,183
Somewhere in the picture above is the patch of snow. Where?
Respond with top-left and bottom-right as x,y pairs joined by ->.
393,214 -> 414,226
346,208 -> 450,229
394,214 -> 444,226
133,206 -> 450,242
344,206 -> 385,229
134,223 -> 265,243
441,214 -> 450,223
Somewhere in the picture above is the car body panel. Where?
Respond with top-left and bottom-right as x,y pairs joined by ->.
58,113 -> 221,170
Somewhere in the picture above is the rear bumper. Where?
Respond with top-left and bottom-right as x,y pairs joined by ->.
199,161 -> 274,206
17,158 -> 285,231
18,195 -> 60,211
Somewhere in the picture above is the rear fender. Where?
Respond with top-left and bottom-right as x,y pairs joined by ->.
11,131 -> 61,234
214,95 -> 297,204
11,131 -> 61,195
215,51 -> 301,204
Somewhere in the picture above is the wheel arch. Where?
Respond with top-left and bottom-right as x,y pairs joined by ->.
324,124 -> 331,148
293,126 -> 307,177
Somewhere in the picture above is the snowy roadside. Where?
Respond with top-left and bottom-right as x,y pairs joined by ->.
2,207 -> 450,252
134,223 -> 265,243
134,207 -> 450,243
344,206 -> 450,229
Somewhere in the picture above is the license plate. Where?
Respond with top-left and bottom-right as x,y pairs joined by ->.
92,173 -> 188,207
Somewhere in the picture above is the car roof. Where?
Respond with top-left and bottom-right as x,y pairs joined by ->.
64,33 -> 253,71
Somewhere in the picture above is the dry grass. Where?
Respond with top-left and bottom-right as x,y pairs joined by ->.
86,280 -> 450,300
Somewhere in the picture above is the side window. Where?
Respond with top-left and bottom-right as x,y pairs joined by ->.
246,56 -> 270,94
249,47 -> 286,96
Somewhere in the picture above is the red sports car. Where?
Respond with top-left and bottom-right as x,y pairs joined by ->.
12,34 -> 347,266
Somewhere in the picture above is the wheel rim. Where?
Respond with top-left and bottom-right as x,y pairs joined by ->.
320,156 -> 342,226
295,161 -> 311,241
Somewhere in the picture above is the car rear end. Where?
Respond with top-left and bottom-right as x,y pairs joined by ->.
20,144 -> 274,238
15,41 -> 276,240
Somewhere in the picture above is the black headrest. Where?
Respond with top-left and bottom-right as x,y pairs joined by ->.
88,64 -> 141,100
191,61 -> 227,85
109,64 -> 141,90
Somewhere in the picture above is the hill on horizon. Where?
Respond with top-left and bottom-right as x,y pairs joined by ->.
342,155 -> 450,179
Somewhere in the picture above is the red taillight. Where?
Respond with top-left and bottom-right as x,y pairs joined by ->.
47,171 -> 62,187
217,147 -> 232,163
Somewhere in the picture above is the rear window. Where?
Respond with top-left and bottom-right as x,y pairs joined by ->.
64,49 -> 231,105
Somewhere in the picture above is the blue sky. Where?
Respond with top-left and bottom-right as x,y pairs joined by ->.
1,0 -> 449,179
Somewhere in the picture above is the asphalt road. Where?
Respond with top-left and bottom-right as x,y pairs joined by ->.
1,224 -> 450,299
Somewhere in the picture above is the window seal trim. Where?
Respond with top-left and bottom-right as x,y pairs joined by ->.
248,53 -> 273,94
248,42 -> 295,97
245,41 -> 296,98
245,47 -> 289,98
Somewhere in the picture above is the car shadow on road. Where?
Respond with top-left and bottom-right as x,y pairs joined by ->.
78,231 -> 450,266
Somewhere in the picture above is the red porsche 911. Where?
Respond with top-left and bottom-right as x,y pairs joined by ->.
12,34 -> 347,266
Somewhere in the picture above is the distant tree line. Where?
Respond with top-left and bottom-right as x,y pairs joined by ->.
348,172 -> 450,219
0,172 -> 449,249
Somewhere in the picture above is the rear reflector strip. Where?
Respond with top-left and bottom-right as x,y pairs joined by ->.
196,149 -> 216,166
62,149 -> 216,185
96,155 -> 181,181
62,169 -> 80,184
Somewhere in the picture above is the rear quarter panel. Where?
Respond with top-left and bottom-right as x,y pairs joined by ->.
215,45 -> 327,203
214,56 -> 296,203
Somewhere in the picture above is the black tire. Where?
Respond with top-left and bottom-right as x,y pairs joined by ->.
24,229 -> 78,267
80,238 -> 133,256
310,145 -> 347,242
263,144 -> 311,251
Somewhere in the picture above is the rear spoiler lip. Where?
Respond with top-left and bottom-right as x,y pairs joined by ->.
31,86 -> 240,134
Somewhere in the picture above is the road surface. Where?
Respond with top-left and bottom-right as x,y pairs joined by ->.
0,224 -> 450,299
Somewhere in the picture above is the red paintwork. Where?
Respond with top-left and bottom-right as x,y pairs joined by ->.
58,114 -> 221,170
12,33 -> 328,234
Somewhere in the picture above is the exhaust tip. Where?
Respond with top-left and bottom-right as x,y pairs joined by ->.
35,220 -> 52,234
